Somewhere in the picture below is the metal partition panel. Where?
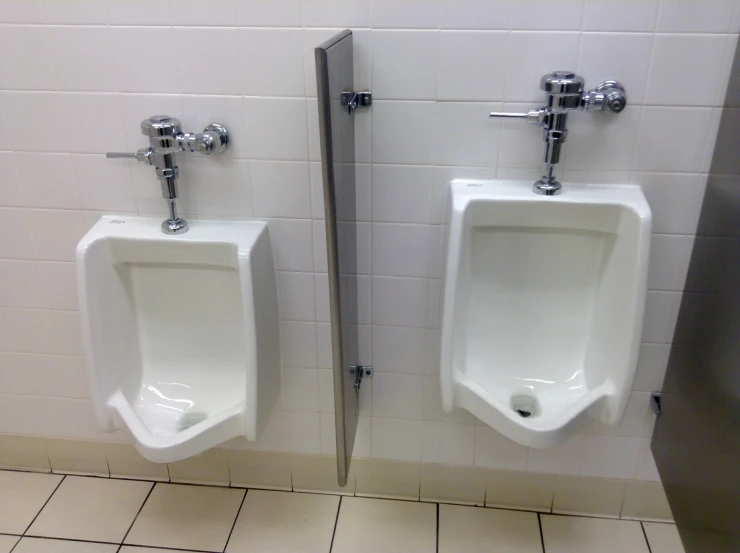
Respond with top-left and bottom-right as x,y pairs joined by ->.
315,30 -> 360,486
651,37 -> 740,552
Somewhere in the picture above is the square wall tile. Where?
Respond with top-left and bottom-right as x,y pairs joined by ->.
227,449 -> 292,491
581,435 -> 642,480
235,0 -> 302,26
292,453 -> 355,495
0,435 -> 50,471
168,448 -> 230,486
420,464 -> 486,505
656,0 -> 735,32
354,458 -> 420,500
438,31 -> 507,101
371,417 -> 423,462
227,490 -> 339,553
474,426 -> 529,471
125,483 -> 245,551
541,515 -> 650,553
634,108 -> 713,173
422,421 -> 475,465
244,98 -> 308,161
46,438 -> 109,476
582,0 -> 659,31
0,470 -> 62,534
28,476 -> 152,543
240,28 -> 305,97
439,504 -> 542,553
370,0 -> 441,29
372,165 -> 432,224
372,276 -> 427,327
251,161 -> 311,219
174,28 -> 241,95
433,102 -> 502,167
622,482 -> 674,522
372,223 -> 430,278
647,35 -> 727,106
372,30 -> 438,100
552,476 -> 625,518
105,443 -> 169,481
332,497 -> 436,553
485,470 -> 555,512
372,101 -> 435,164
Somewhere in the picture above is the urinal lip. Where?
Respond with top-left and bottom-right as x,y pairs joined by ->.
449,179 -> 652,224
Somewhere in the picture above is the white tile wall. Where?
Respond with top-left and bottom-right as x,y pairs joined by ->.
0,0 -> 736,484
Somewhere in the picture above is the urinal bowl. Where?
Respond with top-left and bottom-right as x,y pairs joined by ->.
440,180 -> 651,448
77,216 -> 280,463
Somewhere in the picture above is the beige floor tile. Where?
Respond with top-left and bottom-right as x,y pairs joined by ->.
125,483 -> 245,552
226,490 -> 339,553
27,476 -> 152,543
0,535 -> 19,553
643,522 -> 686,553
13,537 -> 118,553
0,470 -> 62,534
332,496 -> 437,553
438,504 -> 541,553
541,515 -> 650,553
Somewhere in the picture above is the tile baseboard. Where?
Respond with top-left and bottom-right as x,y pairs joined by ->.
0,434 -> 673,522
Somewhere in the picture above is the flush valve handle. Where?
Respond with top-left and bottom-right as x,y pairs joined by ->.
583,81 -> 627,113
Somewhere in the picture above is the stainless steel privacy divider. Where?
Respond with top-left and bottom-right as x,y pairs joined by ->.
315,30 -> 373,487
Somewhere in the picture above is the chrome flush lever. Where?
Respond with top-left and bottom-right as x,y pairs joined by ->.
106,116 -> 230,235
488,72 -> 627,196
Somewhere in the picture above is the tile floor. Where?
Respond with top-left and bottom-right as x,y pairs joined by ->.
0,469 -> 685,553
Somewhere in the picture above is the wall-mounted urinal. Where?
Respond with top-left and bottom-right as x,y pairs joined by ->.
440,180 -> 651,448
77,216 -> 280,463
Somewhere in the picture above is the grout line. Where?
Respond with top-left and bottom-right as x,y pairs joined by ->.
538,513 -> 546,553
435,503 -> 440,553
641,521 -> 654,553
21,474 -> 65,535
328,495 -> 343,552
222,488 -> 248,553
119,481 -> 156,546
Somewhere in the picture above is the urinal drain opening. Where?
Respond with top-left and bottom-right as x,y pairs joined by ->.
510,394 -> 541,419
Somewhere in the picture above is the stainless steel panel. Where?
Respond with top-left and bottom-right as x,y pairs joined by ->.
315,30 -> 360,487
652,38 -> 740,553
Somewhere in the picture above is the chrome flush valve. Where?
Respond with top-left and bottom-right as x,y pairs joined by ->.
489,71 -> 627,196
106,115 -> 229,234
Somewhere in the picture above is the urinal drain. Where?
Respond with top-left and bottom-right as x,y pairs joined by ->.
510,394 -> 541,419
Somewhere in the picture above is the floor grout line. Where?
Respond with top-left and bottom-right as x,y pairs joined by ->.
435,503 -> 440,553
221,488 -> 248,553
119,480 -> 156,547
641,521 -> 654,553
328,495 -> 343,553
538,513 -> 546,553
21,473 -> 66,536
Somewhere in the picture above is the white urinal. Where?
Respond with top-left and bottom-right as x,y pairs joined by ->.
77,216 -> 280,463
440,180 -> 651,448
